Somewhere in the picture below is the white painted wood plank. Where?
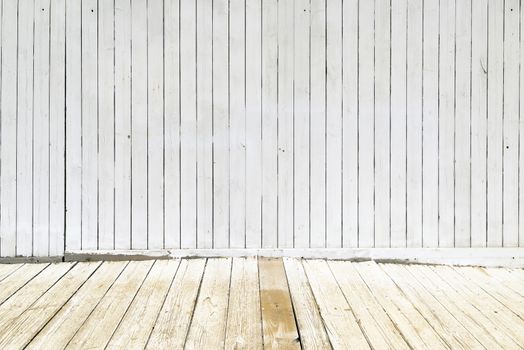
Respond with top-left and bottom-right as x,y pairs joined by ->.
131,0 -> 148,249
164,0 -> 180,249
471,0 -> 488,247
390,0 -> 407,248
67,260 -> 153,349
98,0 -> 115,250
147,0 -> 164,249
342,0 -> 358,248
49,0 -> 66,256
261,0 -> 278,248
503,0 -> 520,247
277,0 -> 294,249
310,0 -> 326,248
302,259 -> 370,349
107,260 -> 180,349
33,0 -> 51,257
81,0 -> 98,250
180,0 -> 197,248
17,0 -> 35,256
245,0 -> 263,248
114,0 -> 132,250
65,0 -> 82,252
487,0 -> 504,247
438,0 -> 456,247
196,0 -> 213,249
27,261 -> 128,349
326,0 -> 342,248
293,0 -> 310,249
454,0 -> 472,247
0,262 -> 100,349
283,258 -> 331,349
213,0 -> 229,249
521,0 -> 524,248
225,257 -> 263,349
229,0 -> 246,248
358,0 -> 375,248
185,258 -> 231,349
0,0 -> 18,257
406,0 -> 423,248
146,259 -> 206,349
422,0 -> 439,248
374,0 -> 391,248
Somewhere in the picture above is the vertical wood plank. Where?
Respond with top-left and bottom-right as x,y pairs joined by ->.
131,0 -> 148,249
278,0 -> 294,248
487,0 -> 504,247
49,0 -> 66,256
521,0 -> 524,247
326,0 -> 342,248
310,0 -> 326,248
374,0 -> 391,248
293,0 -> 310,249
471,0 -> 488,247
196,0 -> 213,249
261,0 -> 278,248
503,0 -> 520,247
390,0 -> 407,248
438,0 -> 456,247
17,0 -> 35,256
164,0 -> 180,248
342,0 -> 358,248
229,0 -> 246,248
81,0 -> 98,250
147,0 -> 164,249
455,0 -> 472,247
213,0 -> 229,248
422,0 -> 439,248
98,0 -> 115,249
33,0 -> 51,257
406,0 -> 423,247
358,0 -> 375,247
114,0 -> 132,249
245,0 -> 262,248
65,0 -> 82,251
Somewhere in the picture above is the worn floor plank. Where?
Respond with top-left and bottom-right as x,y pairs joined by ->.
259,257 -> 300,349
225,257 -> 264,350
0,258 -> 519,349
283,258 -> 331,350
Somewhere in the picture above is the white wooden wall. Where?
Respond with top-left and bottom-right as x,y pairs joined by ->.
1,0 -> 524,256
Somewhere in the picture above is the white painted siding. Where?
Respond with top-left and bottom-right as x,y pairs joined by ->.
1,0 -> 524,256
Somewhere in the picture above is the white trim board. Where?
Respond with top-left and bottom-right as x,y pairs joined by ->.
64,248 -> 524,268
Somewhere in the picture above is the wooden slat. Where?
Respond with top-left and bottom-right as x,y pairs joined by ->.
259,257 -> 300,349
66,260 -> 153,349
430,265 -> 524,344
0,264 -> 49,305
185,258 -> 232,348
0,264 -> 23,282
408,264 -> 519,348
353,262 -> 447,349
283,258 -> 331,349
27,261 -> 129,349
329,261 -> 409,349
225,257 -> 263,349
0,262 -> 100,348
302,259 -> 369,349
0,263 -> 74,330
107,260 -> 181,349
146,259 -> 206,349
483,267 -> 524,297
381,263 -> 483,349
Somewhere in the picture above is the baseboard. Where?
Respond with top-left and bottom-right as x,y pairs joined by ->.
64,248 -> 524,268
0,256 -> 63,264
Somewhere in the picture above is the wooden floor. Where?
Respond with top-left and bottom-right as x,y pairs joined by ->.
0,258 -> 522,349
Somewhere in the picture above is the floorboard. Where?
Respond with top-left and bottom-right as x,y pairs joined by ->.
0,258 -> 518,349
